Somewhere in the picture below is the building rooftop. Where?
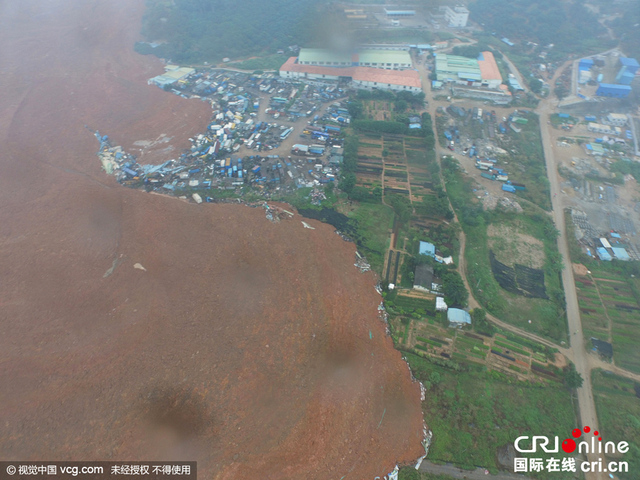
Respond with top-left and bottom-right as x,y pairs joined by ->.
419,241 -> 436,256
619,57 -> 639,68
352,67 -> 421,88
596,247 -> 612,261
477,51 -> 502,81
414,264 -> 434,289
611,247 -> 630,261
447,308 -> 471,325
435,53 -> 482,81
598,83 -> 632,91
358,49 -> 412,66
280,57 -> 422,89
591,338 -> 613,358
436,297 -> 448,311
298,48 -> 353,65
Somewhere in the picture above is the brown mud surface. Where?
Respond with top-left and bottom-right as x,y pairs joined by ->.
0,1 -> 424,478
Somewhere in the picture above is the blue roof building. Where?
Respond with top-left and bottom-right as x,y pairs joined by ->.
579,58 -> 594,71
619,57 -> 639,74
596,247 -> 612,261
419,241 -> 436,257
447,308 -> 471,325
596,84 -> 631,98
611,247 -> 630,261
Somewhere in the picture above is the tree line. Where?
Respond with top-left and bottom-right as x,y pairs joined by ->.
138,0 -> 324,63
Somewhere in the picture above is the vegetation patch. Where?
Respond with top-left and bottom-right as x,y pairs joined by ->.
404,353 -> 576,475
592,369 -> 640,479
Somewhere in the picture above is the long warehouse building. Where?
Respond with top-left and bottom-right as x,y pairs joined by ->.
279,57 -> 422,93
297,48 -> 412,70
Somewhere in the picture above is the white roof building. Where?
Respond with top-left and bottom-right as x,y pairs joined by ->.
444,6 -> 469,28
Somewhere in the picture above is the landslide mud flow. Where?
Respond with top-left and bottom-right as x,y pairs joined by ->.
0,1 -> 424,478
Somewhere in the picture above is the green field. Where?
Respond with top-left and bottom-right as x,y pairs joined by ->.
591,369 -> 640,480
404,353 -> 577,478
231,54 -> 288,71
347,202 -> 394,274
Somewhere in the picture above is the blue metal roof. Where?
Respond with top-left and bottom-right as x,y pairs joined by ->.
611,247 -> 630,261
419,241 -> 435,256
619,57 -> 639,68
596,247 -> 612,261
598,83 -> 631,91
448,308 -> 471,324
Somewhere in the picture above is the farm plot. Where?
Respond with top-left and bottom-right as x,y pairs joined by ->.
591,370 -> 640,480
356,146 -> 383,187
574,275 -> 610,342
590,272 -> 640,374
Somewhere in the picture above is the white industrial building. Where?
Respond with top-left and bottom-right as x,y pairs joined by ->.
444,6 -> 469,28
148,66 -> 196,88
587,122 -> 622,136
297,48 -> 412,70
603,113 -> 628,127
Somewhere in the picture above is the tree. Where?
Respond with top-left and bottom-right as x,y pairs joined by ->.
394,99 -> 408,112
554,84 -> 569,100
471,308 -> 486,324
347,101 -> 363,119
443,271 -> 468,307
530,78 -> 543,94
340,173 -> 356,194
564,364 -> 584,389
324,182 -> 334,194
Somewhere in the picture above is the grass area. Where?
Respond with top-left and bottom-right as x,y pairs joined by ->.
404,352 -> 577,477
347,202 -> 394,275
231,54 -> 288,71
591,369 -> 640,480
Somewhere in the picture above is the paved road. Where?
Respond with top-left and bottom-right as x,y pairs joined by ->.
419,461 -> 529,480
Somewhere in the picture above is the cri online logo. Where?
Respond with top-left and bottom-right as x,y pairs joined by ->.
562,426 -> 599,453
515,426 -> 629,455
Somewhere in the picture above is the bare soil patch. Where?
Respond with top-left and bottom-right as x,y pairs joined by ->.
488,223 -> 545,269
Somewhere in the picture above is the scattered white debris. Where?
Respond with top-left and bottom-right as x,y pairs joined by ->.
354,253 -> 371,273
387,465 -> 399,480
301,221 -> 315,229
133,263 -> 147,271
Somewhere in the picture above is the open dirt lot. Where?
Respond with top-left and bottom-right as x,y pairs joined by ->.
0,1 -> 424,478
487,224 -> 545,269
